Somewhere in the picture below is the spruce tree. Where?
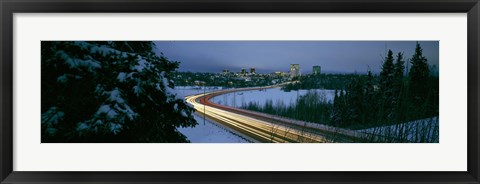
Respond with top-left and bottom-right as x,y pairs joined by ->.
345,77 -> 364,126
41,41 -> 197,143
408,42 -> 430,104
394,52 -> 405,85
379,49 -> 395,119
364,70 -> 376,125
380,50 -> 395,92
392,52 -> 405,104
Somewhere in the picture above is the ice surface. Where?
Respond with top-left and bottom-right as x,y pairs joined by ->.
211,87 -> 336,108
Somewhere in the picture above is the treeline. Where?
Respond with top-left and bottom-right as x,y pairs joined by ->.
332,42 -> 438,129
242,91 -> 332,124
242,42 -> 439,130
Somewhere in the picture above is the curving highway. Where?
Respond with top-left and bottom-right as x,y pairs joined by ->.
185,85 -> 365,143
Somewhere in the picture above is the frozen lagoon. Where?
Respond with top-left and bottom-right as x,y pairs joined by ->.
210,87 -> 336,108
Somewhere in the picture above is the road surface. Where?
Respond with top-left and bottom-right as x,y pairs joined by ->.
185,85 -> 368,143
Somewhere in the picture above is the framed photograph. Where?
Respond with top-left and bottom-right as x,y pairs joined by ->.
1,0 -> 479,183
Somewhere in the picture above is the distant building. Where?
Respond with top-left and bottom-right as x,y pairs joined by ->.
290,64 -> 300,78
241,68 -> 246,75
273,71 -> 286,77
313,65 -> 321,75
250,68 -> 256,74
222,69 -> 229,73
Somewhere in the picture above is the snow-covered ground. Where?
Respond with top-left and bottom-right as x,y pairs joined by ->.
177,114 -> 250,143
175,86 -> 250,143
358,117 -> 439,143
211,87 -> 336,108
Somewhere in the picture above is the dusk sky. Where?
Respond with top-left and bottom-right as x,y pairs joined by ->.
154,41 -> 439,74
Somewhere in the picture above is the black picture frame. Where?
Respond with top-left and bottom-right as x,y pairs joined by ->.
1,0 -> 479,183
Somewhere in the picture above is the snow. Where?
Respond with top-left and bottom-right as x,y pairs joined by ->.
57,74 -> 68,83
56,50 -> 101,71
95,84 -> 104,95
88,101 -> 136,134
49,41 -> 188,137
155,83 -> 162,91
57,74 -> 82,83
41,107 -> 65,125
88,43 -> 127,57
211,87 -> 336,108
177,114 -> 250,143
162,75 -> 177,98
76,122 -> 90,131
106,89 -> 124,103
109,123 -> 122,135
131,58 -> 149,72
358,117 -> 439,143
133,85 -> 142,96
117,72 -> 127,82
94,120 -> 103,125
113,103 -> 136,120
72,41 -> 89,50
41,107 -> 65,135
180,110 -> 188,117
126,72 -> 136,80
72,41 -> 130,59
96,105 -> 118,119
94,88 -> 136,121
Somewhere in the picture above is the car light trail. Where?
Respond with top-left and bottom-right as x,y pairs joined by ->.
184,83 -> 359,143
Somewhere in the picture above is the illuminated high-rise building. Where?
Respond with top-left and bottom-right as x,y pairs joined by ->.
290,64 -> 300,78
250,68 -> 256,74
313,66 -> 321,75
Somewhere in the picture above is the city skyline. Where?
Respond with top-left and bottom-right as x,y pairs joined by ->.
154,41 -> 439,74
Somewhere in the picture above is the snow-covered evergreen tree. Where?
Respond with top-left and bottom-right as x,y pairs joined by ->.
41,41 -> 197,142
